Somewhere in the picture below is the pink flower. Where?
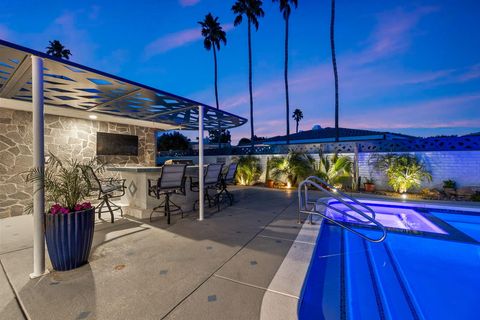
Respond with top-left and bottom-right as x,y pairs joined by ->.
60,207 -> 70,214
50,204 -> 62,215
81,202 -> 92,210
73,202 -> 93,211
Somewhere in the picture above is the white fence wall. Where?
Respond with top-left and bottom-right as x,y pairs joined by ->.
199,150 -> 480,190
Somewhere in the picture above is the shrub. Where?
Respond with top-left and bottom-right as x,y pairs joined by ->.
236,155 -> 262,186
270,150 -> 314,187
314,152 -> 353,188
372,154 -> 432,193
157,131 -> 190,151
208,129 -> 231,144
443,179 -> 456,189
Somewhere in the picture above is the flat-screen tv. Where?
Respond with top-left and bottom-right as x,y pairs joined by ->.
96,132 -> 138,156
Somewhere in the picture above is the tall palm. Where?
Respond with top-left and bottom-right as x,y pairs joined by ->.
273,0 -> 297,145
199,13 -> 227,111
292,108 -> 303,133
232,0 -> 265,151
330,0 -> 339,141
46,40 -> 72,60
199,13 -> 227,149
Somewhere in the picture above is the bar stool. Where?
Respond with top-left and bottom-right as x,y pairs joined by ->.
86,167 -> 126,223
216,162 -> 238,207
190,163 -> 223,211
148,164 -> 187,224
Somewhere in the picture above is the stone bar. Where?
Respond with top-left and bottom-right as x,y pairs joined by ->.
107,165 -> 205,219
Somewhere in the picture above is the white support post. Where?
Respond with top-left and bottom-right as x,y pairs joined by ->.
30,55 -> 46,278
198,105 -> 204,221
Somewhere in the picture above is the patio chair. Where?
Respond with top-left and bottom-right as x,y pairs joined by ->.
86,167 -> 126,223
190,163 -> 224,211
148,164 -> 187,224
215,162 -> 238,208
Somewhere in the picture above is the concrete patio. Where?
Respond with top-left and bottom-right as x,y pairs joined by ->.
0,187 -> 320,320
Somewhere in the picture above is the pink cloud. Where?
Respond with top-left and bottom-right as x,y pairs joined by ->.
354,6 -> 439,64
458,64 -> 480,82
145,24 -> 233,58
342,94 -> 480,129
179,0 -> 201,7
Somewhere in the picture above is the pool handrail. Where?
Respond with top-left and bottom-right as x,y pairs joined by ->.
298,177 -> 387,243
304,176 -> 377,220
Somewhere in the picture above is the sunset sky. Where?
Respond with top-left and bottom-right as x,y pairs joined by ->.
1,0 -> 479,143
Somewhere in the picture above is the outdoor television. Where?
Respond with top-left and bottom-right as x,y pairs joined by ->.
96,132 -> 138,156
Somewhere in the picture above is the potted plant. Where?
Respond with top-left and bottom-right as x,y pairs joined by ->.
265,157 -> 274,188
443,179 -> 456,198
363,177 -> 376,192
24,153 -> 103,271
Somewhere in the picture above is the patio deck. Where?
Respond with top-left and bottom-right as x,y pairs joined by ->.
0,187 -> 319,320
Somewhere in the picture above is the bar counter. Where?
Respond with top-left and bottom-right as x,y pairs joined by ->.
107,165 -> 205,219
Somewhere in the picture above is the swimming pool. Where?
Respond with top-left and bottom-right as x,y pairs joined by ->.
298,200 -> 480,320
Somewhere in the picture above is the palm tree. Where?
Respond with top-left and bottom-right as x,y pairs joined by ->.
292,108 -> 303,133
199,13 -> 227,111
46,40 -> 72,60
273,0 -> 297,145
330,0 -> 339,141
270,150 -> 314,187
314,152 -> 352,188
232,0 -> 265,151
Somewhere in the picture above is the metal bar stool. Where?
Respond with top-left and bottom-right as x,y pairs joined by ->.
86,167 -> 126,223
190,163 -> 223,211
215,162 -> 238,207
148,164 -> 187,224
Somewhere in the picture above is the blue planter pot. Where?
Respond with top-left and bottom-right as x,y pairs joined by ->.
44,208 -> 95,271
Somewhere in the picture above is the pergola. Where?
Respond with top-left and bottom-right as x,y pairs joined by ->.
0,39 -> 247,278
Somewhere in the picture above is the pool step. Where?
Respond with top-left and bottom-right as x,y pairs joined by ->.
299,224 -> 425,320
343,230 -> 424,320
344,231 -> 384,320
366,240 -> 423,320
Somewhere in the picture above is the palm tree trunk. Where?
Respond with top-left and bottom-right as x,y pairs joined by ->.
284,16 -> 290,145
213,46 -> 221,149
330,0 -> 340,142
248,19 -> 255,152
296,120 -> 299,133
213,46 -> 219,110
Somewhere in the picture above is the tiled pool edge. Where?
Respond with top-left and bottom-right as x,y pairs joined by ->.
259,215 -> 323,320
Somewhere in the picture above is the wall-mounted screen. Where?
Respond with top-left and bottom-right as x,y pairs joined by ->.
96,132 -> 138,156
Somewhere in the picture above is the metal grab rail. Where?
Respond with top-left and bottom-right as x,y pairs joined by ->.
298,177 -> 387,243
304,176 -> 377,221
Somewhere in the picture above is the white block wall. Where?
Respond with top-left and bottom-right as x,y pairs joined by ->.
200,150 -> 480,190
358,151 -> 480,190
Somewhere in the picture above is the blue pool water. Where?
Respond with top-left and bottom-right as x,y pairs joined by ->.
298,202 -> 480,320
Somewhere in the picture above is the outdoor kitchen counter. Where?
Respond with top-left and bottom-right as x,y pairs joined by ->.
107,166 -> 205,219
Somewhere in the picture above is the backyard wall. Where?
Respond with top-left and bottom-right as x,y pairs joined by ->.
202,150 -> 480,190
0,108 -> 156,218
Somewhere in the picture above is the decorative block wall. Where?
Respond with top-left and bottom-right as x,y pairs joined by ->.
0,108 -> 156,218
203,150 -> 480,191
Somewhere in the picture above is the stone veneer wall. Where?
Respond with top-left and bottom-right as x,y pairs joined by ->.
0,108 -> 156,218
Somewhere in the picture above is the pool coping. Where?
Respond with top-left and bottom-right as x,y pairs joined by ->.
259,214 -> 323,320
